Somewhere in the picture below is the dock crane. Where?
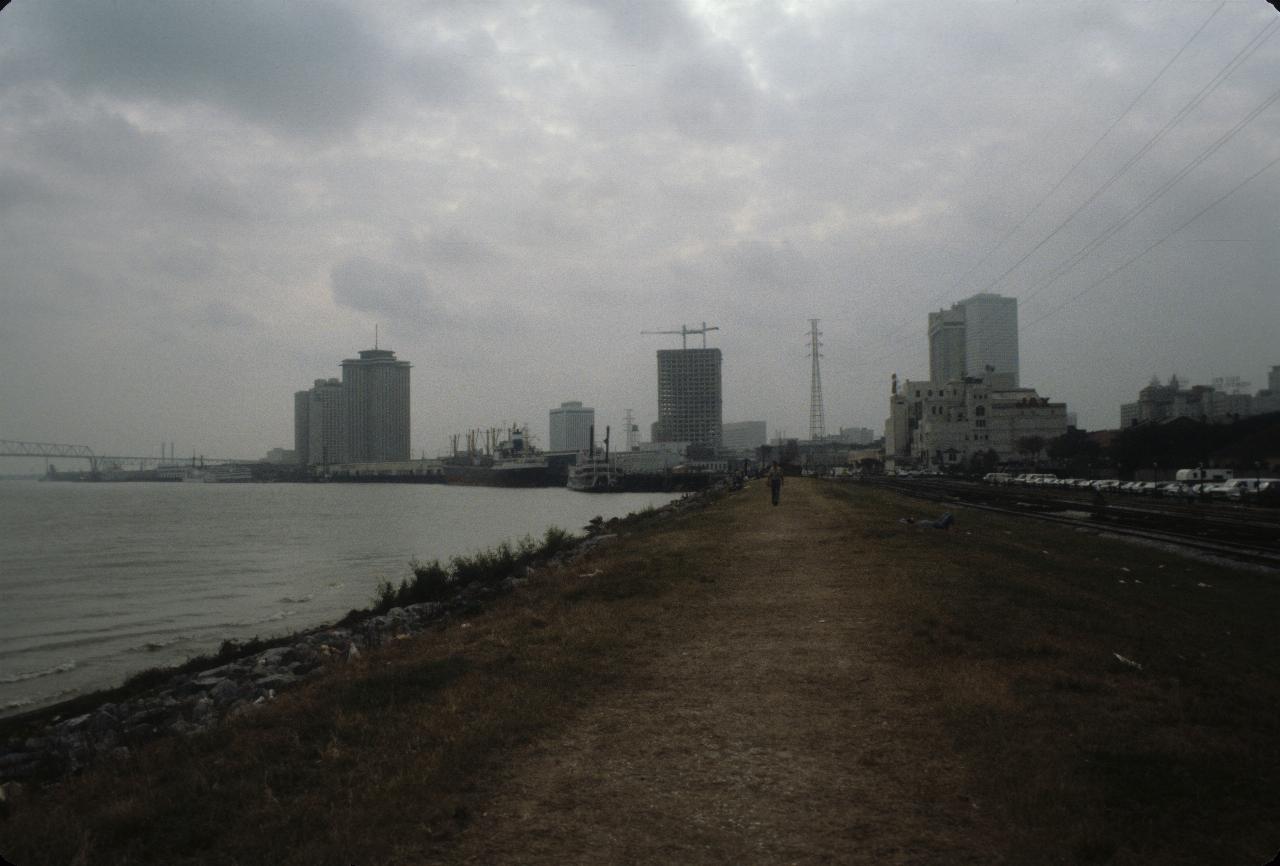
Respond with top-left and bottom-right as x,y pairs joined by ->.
640,321 -> 720,349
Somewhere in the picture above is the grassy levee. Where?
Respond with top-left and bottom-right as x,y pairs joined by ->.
0,498 -> 735,866
2,479 -> 1279,864
811,482 -> 1280,864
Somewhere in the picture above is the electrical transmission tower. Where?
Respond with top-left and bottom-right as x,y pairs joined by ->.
808,318 -> 825,442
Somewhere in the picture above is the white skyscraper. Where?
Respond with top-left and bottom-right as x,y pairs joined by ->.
549,401 -> 594,451
340,348 -> 411,462
927,293 -> 1019,388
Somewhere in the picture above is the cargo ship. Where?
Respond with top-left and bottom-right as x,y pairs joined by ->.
441,426 -> 569,488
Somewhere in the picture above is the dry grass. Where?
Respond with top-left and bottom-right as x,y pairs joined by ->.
814,481 -> 1280,864
0,504 -> 727,866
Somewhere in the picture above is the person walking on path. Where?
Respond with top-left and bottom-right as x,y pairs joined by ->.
768,461 -> 784,506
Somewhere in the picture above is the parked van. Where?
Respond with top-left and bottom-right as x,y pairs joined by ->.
1175,468 -> 1233,483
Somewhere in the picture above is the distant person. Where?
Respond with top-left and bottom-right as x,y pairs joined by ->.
768,461 -> 784,506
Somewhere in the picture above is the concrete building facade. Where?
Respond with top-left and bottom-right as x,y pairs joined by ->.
549,401 -> 595,452
927,308 -> 966,383
341,348 -> 411,463
836,426 -> 876,445
1121,369 -> 1280,427
307,378 -> 343,466
722,421 -> 767,453
653,348 -> 722,449
886,377 -> 1067,467
293,390 -> 311,464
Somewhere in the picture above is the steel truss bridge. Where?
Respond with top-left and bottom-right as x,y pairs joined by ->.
0,440 -> 251,472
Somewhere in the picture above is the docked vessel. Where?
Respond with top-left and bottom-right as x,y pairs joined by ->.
441,426 -> 566,488
201,464 -> 254,483
566,452 -> 617,492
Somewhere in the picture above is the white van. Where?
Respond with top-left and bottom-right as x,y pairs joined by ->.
1175,468 -> 1233,483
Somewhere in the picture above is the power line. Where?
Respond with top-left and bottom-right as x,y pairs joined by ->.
1022,153 -> 1280,334
986,14 -> 1278,305
862,17 -> 1280,370
1018,79 -> 1280,313
857,1 -> 1228,355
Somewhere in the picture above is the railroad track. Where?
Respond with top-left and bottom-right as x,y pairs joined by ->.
860,478 -> 1280,569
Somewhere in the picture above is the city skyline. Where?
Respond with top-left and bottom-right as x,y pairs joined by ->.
2,2 -> 1277,465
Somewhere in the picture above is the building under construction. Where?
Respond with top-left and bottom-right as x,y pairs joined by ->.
652,346 -> 722,450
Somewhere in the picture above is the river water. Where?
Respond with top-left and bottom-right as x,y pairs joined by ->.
0,481 -> 676,717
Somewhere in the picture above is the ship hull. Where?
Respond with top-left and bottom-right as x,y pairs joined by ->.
442,464 -> 564,488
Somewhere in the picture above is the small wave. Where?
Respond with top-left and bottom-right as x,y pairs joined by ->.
0,660 -> 76,684
127,634 -> 190,653
278,595 -> 313,604
2,697 -> 35,711
235,609 -> 296,626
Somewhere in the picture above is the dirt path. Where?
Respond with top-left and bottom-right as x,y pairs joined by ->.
440,479 -> 996,865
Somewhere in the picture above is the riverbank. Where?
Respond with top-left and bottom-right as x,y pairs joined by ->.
0,494 -> 708,784
3,479 -> 1278,864
0,481 -> 679,716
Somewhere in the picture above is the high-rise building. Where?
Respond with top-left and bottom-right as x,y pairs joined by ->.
293,390 -> 311,464
549,401 -> 595,452
341,348 -> 411,462
295,378 -> 344,466
653,348 -> 722,449
962,293 -> 1019,387
927,293 -> 1019,388
927,308 -> 966,383
722,421 -> 766,453
307,378 -> 343,465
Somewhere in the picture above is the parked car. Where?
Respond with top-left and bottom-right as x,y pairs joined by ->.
1210,479 -> 1277,500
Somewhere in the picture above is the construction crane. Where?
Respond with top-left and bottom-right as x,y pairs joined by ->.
641,321 -> 720,349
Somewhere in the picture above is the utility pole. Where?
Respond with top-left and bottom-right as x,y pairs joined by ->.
808,319 -> 825,442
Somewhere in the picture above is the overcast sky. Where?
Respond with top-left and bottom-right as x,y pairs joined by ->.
2,0 -> 1277,464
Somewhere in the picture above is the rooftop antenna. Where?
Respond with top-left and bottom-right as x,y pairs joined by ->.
808,318 -> 825,442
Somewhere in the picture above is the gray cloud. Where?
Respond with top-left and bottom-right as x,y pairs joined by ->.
1,0 -> 1276,460
3,1 -> 389,137
199,300 -> 258,331
660,46 -> 761,141
331,256 -> 450,331
577,0 -> 702,53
